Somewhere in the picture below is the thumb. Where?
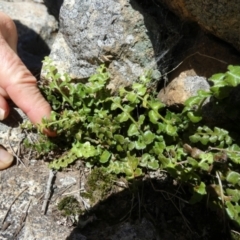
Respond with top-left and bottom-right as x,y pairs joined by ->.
0,146 -> 14,169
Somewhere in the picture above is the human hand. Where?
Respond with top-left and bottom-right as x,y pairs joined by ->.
0,12 -> 52,169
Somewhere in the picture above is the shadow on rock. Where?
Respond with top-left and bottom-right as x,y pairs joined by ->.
131,0 -> 183,77
14,20 -> 51,77
65,177 -> 230,240
43,0 -> 64,22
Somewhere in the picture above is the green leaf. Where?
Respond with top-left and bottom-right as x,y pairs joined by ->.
132,83 -> 147,96
152,141 -> 165,155
72,142 -> 97,158
117,112 -> 129,122
200,135 -> 209,145
225,65 -> 240,86
158,154 -> 170,167
123,105 -> 134,113
140,153 -> 150,167
126,92 -> 138,103
100,150 -> 111,163
209,135 -> 218,143
128,124 -> 139,136
189,134 -> 201,143
137,115 -> 145,126
142,93 -> 149,108
165,124 -> 177,136
116,145 -> 123,152
148,160 -> 159,170
226,189 -> 240,202
187,157 -> 198,167
199,153 -> 214,164
110,97 -> 121,110
195,182 -> 207,195
143,130 -> 155,144
197,90 -> 211,97
225,201 -> 240,224
209,72 -> 225,82
226,171 -> 240,185
226,201 -> 236,220
213,127 -> 221,134
148,110 -> 160,124
189,182 -> 206,204
187,112 -> 202,123
184,95 -> 202,107
134,168 -> 142,177
127,153 -> 139,170
114,134 -> 125,144
198,162 -> 209,171
148,100 -> 165,111
127,141 -> 135,151
225,135 -> 232,145
210,85 -> 232,99
135,136 -> 146,150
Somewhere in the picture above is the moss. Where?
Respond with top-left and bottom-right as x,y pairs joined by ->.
57,196 -> 82,216
82,168 -> 116,205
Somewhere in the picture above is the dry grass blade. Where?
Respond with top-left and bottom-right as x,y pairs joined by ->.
7,129 -> 26,167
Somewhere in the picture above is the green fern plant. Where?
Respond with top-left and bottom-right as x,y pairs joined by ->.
23,60 -> 240,226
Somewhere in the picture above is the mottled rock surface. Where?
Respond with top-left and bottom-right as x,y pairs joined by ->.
43,0 -> 181,89
0,163 -> 80,240
157,0 -> 240,52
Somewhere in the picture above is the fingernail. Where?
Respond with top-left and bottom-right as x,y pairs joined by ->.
0,108 -> 6,120
0,147 -> 14,167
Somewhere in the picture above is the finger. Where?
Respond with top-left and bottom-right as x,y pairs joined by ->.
0,13 -> 54,136
0,12 -> 17,52
0,146 -> 13,170
0,39 -> 52,125
0,94 -> 9,120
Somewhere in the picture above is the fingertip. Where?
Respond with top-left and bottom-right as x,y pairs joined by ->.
43,128 -> 57,137
0,146 -> 14,170
0,95 -> 9,120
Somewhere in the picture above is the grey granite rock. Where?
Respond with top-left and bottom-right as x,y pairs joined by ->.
43,0 -> 181,90
157,0 -> 240,52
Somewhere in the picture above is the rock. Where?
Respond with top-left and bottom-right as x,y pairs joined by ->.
42,0 -> 182,90
157,0 -> 240,52
0,0 -> 58,74
158,31 -> 240,108
157,31 -> 240,131
158,70 -> 210,108
0,163 -> 81,239
3,0 -> 43,2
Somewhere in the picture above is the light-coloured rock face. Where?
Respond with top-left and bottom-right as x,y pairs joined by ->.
157,0 -> 240,52
42,0 -> 181,89
158,70 -> 210,107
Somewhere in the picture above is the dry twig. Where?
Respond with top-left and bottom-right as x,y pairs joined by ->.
42,169 -> 57,214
